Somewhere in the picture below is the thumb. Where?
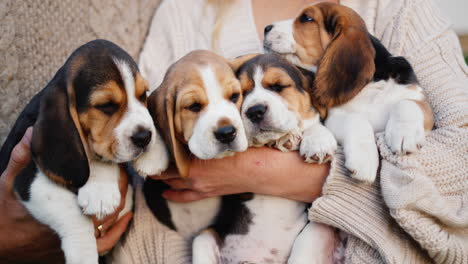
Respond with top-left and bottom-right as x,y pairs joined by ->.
1,127 -> 33,191
162,189 -> 206,203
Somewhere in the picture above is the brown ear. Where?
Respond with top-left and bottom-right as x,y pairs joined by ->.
313,13 -> 375,109
149,80 -> 191,178
31,75 -> 89,188
227,54 -> 261,73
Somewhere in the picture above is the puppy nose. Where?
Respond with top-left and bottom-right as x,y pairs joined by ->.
131,128 -> 152,148
214,125 -> 237,144
246,104 -> 267,123
264,24 -> 274,36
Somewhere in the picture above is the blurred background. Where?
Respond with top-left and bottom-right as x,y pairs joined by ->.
435,0 -> 468,63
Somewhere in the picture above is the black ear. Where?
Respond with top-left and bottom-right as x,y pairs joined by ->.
0,90 -> 44,175
31,78 -> 89,189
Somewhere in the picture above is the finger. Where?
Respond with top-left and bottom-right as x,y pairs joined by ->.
162,189 -> 206,203
1,127 -> 33,190
163,178 -> 192,190
148,166 -> 179,180
92,213 -> 119,235
96,212 -> 133,254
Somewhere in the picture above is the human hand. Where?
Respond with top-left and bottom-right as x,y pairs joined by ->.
0,127 -> 132,263
159,147 -> 330,203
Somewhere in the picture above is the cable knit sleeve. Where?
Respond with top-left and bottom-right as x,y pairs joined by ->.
106,178 -> 190,264
309,0 -> 468,263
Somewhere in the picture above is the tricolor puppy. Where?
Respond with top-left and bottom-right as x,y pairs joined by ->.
190,53 -> 338,264
264,2 -> 434,182
144,50 -> 248,240
0,40 -> 168,264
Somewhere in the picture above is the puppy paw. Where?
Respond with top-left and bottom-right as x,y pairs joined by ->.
192,229 -> 221,264
300,130 -> 337,164
344,141 -> 379,183
78,183 -> 121,220
274,133 -> 301,152
385,119 -> 425,155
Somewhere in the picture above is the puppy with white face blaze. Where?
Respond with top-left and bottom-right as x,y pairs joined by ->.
265,2 -> 434,183
144,50 -> 248,241
0,39 -> 168,264
183,53 -> 338,264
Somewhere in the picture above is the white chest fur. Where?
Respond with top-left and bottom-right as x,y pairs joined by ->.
220,195 -> 308,263
169,197 -> 221,239
331,80 -> 424,132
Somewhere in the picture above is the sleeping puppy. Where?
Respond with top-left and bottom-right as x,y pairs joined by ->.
0,39 -> 168,264
264,2 -> 434,182
144,50 -> 248,239
191,53 -> 338,264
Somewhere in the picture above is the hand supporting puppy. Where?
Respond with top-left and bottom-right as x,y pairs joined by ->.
0,128 -> 132,263
158,147 -> 330,203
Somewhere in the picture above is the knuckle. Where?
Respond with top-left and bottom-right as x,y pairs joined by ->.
10,143 -> 30,166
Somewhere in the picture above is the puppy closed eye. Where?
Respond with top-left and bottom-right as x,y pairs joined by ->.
299,13 -> 314,23
186,102 -> 202,113
229,93 -> 240,103
268,84 -> 289,93
96,102 -> 119,115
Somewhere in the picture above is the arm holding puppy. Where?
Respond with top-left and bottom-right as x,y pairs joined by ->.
0,128 -> 132,263
161,147 -> 330,203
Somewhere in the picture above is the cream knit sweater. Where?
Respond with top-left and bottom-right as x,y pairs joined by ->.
108,0 -> 468,263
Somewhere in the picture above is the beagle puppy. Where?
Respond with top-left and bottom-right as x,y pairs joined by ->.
0,40 -> 168,264
264,2 -> 434,182
190,53 -> 337,264
143,50 -> 248,240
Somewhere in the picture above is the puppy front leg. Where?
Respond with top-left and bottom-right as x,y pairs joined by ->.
288,222 -> 336,264
78,161 -> 121,220
385,98 -> 433,155
325,112 -> 379,183
24,171 -> 98,264
192,229 -> 221,264
300,116 -> 337,164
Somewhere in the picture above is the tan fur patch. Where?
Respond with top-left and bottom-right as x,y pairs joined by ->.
79,80 -> 126,160
261,67 -> 317,122
134,73 -> 149,106
411,99 -> 434,131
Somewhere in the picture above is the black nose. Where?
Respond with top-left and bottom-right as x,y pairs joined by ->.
264,24 -> 274,36
131,128 -> 152,148
214,125 -> 237,144
246,104 -> 267,123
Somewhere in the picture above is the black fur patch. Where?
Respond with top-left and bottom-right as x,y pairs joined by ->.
237,54 -> 307,93
143,178 -> 176,230
211,193 -> 254,243
72,40 -> 139,113
370,35 -> 418,85
31,82 -> 89,189
14,161 -> 38,201
0,90 -> 43,175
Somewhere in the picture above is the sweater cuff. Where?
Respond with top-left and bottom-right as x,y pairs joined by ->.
308,148 -> 431,263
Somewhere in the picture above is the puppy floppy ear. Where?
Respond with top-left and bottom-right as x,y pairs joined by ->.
227,54 -> 260,73
149,80 -> 191,178
313,10 -> 375,109
31,75 -> 89,189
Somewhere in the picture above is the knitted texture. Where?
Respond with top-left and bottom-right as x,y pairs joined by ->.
0,0 -> 162,143
107,178 -> 190,264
